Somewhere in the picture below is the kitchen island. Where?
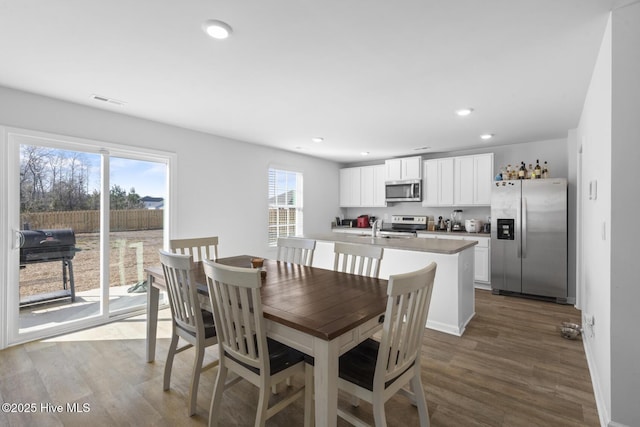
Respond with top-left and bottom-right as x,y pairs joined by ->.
303,233 -> 477,336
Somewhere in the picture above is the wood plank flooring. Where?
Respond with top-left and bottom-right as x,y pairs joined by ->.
0,290 -> 599,426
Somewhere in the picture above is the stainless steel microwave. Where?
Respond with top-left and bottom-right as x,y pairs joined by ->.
385,179 -> 422,202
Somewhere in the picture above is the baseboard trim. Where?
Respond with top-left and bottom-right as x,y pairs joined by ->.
582,323 -> 610,427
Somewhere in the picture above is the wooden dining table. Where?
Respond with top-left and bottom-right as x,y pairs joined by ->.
145,255 -> 388,427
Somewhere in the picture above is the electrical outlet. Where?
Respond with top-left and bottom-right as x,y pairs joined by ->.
585,314 -> 595,326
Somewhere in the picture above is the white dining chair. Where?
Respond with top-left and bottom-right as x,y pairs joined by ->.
170,236 -> 219,262
276,237 -> 316,266
273,237 -> 316,394
337,262 -> 437,426
202,260 -> 312,427
333,242 -> 384,278
158,250 -> 219,417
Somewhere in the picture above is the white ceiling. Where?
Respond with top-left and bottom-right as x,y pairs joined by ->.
0,1 -> 614,163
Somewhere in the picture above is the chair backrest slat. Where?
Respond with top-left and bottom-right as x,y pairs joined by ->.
333,242 -> 384,278
276,237 -> 316,266
374,262 -> 437,390
170,236 -> 219,262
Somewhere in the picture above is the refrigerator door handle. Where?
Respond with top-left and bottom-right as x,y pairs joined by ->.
516,199 -> 521,258
522,197 -> 527,258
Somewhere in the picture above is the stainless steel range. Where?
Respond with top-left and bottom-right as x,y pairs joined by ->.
379,215 -> 427,237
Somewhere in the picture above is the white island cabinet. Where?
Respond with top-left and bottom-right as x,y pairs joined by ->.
305,233 -> 477,336
417,232 -> 490,289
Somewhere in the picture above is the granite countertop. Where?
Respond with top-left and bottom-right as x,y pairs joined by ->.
305,233 -> 477,255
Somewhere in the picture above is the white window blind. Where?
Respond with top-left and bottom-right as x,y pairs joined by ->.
268,168 -> 303,246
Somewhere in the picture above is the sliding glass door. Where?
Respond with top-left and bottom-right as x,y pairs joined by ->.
7,130 -> 169,344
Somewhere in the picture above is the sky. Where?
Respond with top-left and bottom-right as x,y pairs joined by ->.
108,157 -> 167,198
81,155 -> 166,199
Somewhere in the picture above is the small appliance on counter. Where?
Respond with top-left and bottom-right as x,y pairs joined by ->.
451,209 -> 463,231
356,215 -> 370,228
465,219 -> 484,233
341,219 -> 357,227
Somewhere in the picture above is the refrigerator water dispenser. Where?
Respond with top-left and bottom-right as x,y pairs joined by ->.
497,219 -> 514,240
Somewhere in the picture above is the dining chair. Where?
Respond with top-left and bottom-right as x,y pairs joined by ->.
333,242 -> 384,278
203,259 -> 311,427
273,237 -> 316,394
337,262 -> 437,427
276,237 -> 316,266
170,236 -> 219,262
159,250 -> 219,417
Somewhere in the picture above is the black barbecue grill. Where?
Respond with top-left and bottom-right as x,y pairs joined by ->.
19,228 -> 77,306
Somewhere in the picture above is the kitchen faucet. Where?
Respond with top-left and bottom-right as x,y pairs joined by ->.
372,219 -> 382,237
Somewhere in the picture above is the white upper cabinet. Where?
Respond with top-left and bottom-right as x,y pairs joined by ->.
423,153 -> 493,207
360,165 -> 386,207
340,165 -> 386,207
473,153 -> 493,205
423,158 -> 454,206
454,155 -> 475,205
339,167 -> 361,207
385,156 -> 422,181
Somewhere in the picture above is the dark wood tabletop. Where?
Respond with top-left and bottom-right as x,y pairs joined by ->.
147,255 -> 388,341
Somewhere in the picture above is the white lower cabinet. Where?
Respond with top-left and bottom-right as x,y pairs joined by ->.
417,233 -> 490,287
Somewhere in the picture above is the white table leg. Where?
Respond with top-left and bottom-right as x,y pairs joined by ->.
146,273 -> 159,362
313,337 -> 339,427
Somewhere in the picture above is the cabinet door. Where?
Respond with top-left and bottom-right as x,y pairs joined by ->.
403,156 -> 422,179
454,156 -> 474,205
474,246 -> 490,282
373,164 -> 387,207
360,166 -> 374,206
339,167 -> 361,207
385,159 -> 402,181
438,158 -> 454,205
422,160 -> 438,206
473,153 -> 494,205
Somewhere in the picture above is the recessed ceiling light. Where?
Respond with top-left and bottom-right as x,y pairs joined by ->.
480,133 -> 494,140
455,108 -> 474,116
360,152 -> 370,156
413,146 -> 431,151
311,137 -> 324,143
202,20 -> 233,39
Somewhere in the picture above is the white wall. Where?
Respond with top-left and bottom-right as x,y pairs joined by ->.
610,3 -> 640,426
0,86 -> 342,346
576,15 -> 612,426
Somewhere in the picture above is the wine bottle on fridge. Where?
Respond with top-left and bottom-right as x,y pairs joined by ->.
534,159 -> 541,179
542,161 -> 549,179
518,162 -> 526,179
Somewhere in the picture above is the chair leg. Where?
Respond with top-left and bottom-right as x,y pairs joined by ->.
163,333 -> 179,391
304,363 -> 314,427
188,341 -> 206,416
410,373 -> 430,427
209,364 -> 228,427
372,394 -> 388,427
254,382 -> 270,427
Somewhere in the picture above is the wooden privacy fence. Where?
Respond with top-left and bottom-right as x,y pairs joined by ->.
21,209 -> 163,233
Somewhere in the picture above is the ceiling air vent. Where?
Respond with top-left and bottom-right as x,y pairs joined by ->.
91,94 -> 126,106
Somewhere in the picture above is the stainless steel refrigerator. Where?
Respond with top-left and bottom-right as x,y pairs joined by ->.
490,178 -> 571,303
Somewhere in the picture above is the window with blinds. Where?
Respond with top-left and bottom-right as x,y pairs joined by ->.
268,168 -> 303,246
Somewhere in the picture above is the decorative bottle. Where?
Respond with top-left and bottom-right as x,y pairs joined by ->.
518,162 -> 526,179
